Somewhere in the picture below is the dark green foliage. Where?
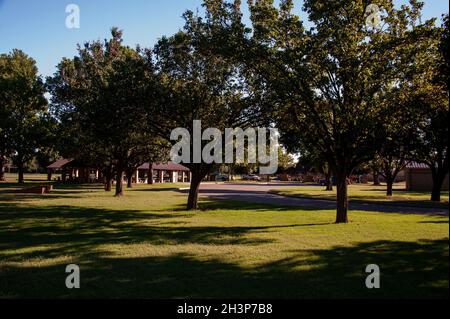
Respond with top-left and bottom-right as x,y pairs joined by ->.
47,28 -> 169,196
243,0 -> 445,222
0,50 -> 49,183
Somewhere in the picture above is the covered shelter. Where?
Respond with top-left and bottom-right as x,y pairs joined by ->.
136,162 -> 190,184
47,159 -> 190,184
405,162 -> 449,191
47,159 -> 100,183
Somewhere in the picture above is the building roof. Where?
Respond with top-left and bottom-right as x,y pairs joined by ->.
48,159 -> 189,172
406,162 -> 429,169
47,159 -> 75,169
138,162 -> 190,172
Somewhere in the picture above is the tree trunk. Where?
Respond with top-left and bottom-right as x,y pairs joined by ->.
430,168 -> 447,202
0,156 -> 5,181
147,165 -> 154,185
62,168 -> 67,183
335,173 -> 349,224
187,173 -> 202,210
115,168 -> 124,197
105,178 -> 112,192
126,170 -> 133,189
17,162 -> 25,184
382,162 -> 402,198
386,179 -> 394,197
104,167 -> 113,191
229,165 -> 235,181
373,170 -> 380,186
186,167 -> 211,210
384,170 -> 394,197
431,183 -> 441,202
325,171 -> 333,191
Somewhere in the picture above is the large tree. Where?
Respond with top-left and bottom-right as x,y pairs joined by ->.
244,0 -> 438,223
389,14 -> 450,202
374,86 -> 420,197
408,15 -> 449,202
48,28 -> 164,196
0,49 -> 48,183
148,1 -> 263,210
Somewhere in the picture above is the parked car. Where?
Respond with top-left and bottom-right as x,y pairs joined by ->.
215,174 -> 229,182
242,174 -> 261,181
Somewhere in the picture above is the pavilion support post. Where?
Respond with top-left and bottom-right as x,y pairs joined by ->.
148,169 -> 153,184
172,171 -> 177,183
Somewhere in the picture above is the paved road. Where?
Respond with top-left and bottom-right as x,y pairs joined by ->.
191,183 -> 449,216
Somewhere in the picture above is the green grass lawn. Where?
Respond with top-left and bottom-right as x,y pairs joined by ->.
270,183 -> 449,208
0,180 -> 448,299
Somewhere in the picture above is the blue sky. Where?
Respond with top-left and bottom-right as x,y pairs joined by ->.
0,0 -> 448,78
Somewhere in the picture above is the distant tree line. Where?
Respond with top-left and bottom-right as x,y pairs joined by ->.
0,1 -> 448,223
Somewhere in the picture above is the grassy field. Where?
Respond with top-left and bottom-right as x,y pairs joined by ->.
270,183 -> 449,208
0,179 -> 448,299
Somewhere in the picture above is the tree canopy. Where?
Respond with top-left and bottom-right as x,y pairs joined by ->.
148,1 -> 265,209
2,0 -> 447,222
239,0 -> 444,222
47,28 -> 168,196
0,49 -> 48,183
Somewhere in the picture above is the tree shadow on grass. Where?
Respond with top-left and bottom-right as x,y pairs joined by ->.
0,239 -> 447,299
419,220 -> 449,224
0,184 -> 188,204
0,202 -> 285,261
137,187 -> 186,192
50,183 -> 104,190
197,198 -> 333,212
0,184 -> 104,202
0,182 -> 95,191
359,188 -> 448,197
0,182 -> 52,189
195,189 -> 449,214
0,193 -> 87,202
0,191 -> 448,298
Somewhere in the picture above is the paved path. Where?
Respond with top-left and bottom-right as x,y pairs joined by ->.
191,183 -> 449,216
